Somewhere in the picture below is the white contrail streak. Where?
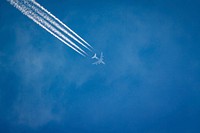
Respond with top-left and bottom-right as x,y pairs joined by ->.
31,0 -> 93,50
7,0 -> 87,56
7,0 -> 86,56
23,0 -> 92,52
25,0 -> 92,51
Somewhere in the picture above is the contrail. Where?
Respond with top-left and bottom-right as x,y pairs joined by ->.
31,0 -> 93,50
25,0 -> 92,52
7,0 -> 86,56
7,0 -> 87,56
32,10 -> 88,56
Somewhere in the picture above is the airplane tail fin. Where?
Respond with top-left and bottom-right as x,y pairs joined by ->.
92,53 -> 97,59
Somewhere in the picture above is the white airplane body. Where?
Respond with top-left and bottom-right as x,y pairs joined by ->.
92,52 -> 105,65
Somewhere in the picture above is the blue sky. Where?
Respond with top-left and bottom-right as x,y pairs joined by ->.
0,0 -> 200,132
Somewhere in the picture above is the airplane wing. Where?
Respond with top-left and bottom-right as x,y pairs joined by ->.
92,60 -> 101,65
92,59 -> 105,65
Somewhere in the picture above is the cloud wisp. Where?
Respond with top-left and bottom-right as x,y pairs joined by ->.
7,0 -> 93,57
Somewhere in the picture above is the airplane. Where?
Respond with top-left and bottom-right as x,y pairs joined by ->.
92,52 -> 105,65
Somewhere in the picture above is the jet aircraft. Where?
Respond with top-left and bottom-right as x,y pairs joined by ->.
92,52 -> 105,65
